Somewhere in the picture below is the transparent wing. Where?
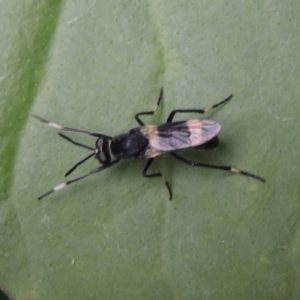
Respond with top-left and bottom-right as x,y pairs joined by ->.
140,119 -> 221,153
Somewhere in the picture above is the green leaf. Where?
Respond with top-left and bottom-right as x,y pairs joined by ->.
1,1 -> 299,299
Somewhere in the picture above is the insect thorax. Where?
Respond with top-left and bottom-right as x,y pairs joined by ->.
110,130 -> 149,159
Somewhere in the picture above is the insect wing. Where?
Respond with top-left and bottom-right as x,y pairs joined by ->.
140,119 -> 221,153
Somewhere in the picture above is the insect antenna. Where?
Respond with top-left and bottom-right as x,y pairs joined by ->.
37,160 -> 119,200
31,114 -> 112,139
57,133 -> 96,176
65,152 -> 95,177
58,133 -> 94,150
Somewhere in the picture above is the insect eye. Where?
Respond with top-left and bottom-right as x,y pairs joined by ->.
99,151 -> 106,163
96,138 -> 111,164
96,138 -> 103,149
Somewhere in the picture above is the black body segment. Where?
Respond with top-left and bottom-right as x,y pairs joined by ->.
200,136 -> 219,149
110,130 -> 149,159
32,89 -> 265,200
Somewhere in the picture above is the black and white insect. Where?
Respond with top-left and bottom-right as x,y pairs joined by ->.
32,88 -> 265,200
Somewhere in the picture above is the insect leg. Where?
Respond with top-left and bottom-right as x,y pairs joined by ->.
166,94 -> 233,123
170,152 -> 265,183
31,114 -> 113,139
37,160 -> 120,200
135,87 -> 163,126
142,158 -> 172,200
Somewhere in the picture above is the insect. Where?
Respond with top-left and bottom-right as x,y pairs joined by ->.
32,88 -> 265,200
